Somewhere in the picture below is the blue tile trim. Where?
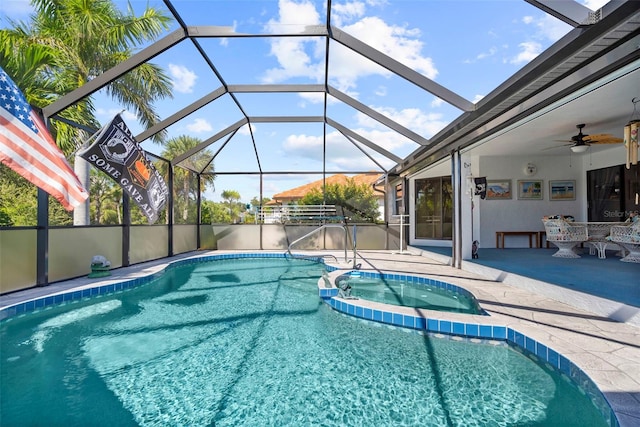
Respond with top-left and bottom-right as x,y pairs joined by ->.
326,294 -> 617,427
334,270 -> 487,315
1,252 -> 323,322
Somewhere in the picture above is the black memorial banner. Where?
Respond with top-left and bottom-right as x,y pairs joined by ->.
474,177 -> 487,199
78,114 -> 168,223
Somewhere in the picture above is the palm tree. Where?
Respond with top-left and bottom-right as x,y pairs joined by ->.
161,136 -> 216,223
0,0 -> 173,224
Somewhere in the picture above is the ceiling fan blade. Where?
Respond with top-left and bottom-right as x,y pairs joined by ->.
583,134 -> 623,144
583,133 -> 615,140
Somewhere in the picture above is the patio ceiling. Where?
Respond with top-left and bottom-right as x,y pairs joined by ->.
41,0 -> 640,188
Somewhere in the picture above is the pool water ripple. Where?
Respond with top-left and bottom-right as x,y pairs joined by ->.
1,257 -> 608,426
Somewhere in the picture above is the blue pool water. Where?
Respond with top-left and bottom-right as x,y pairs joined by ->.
1,257 -> 608,426
336,273 -> 484,314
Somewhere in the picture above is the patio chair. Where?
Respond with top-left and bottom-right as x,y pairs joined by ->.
542,218 -> 588,258
609,221 -> 640,263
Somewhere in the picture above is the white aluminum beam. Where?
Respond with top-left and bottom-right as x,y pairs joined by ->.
328,86 -> 430,145
186,25 -> 328,38
228,84 -> 325,93
136,86 -> 228,143
249,116 -> 324,123
525,0 -> 596,27
329,26 -> 474,112
327,118 -> 403,164
171,118 -> 248,165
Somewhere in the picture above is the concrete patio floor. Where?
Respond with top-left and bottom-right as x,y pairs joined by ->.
1,249 -> 639,426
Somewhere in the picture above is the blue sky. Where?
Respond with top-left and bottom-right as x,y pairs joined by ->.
1,0 -> 608,203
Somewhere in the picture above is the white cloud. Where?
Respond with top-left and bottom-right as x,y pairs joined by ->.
186,118 -> 213,133
278,104 -> 447,169
469,11 -> 570,67
582,0 -> 609,10
239,123 -> 256,135
477,46 -> 498,61
262,37 -> 325,83
95,108 -> 137,123
510,41 -> 542,65
282,130 -> 395,170
265,0 -> 321,33
218,21 -> 237,47
430,98 -> 444,108
261,0 -> 325,84
340,16 -> 436,79
375,86 -> 387,97
331,1 -> 366,26
356,106 -> 447,140
534,14 -> 572,42
262,0 -> 436,95
168,64 -> 197,94
299,92 -> 325,104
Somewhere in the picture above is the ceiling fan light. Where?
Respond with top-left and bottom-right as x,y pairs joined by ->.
570,144 -> 589,153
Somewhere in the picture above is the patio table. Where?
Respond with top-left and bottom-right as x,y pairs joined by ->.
573,222 -> 626,259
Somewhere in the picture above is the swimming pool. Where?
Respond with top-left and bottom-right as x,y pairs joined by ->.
1,255 -> 610,426
336,272 -> 484,314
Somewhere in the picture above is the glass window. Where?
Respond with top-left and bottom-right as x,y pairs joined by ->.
415,176 -> 452,239
394,183 -> 404,215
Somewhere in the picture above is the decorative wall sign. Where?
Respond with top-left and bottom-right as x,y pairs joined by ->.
549,180 -> 576,201
486,180 -> 512,200
517,180 -> 543,200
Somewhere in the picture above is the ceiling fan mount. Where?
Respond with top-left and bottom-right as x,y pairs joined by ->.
572,124 -> 587,142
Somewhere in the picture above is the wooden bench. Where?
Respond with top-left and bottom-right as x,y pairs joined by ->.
495,231 -> 540,248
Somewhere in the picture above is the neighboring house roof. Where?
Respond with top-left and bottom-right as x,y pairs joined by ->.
272,173 -> 382,203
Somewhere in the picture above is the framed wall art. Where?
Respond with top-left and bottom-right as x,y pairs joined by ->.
517,180 -> 543,200
486,179 -> 512,200
549,180 -> 576,201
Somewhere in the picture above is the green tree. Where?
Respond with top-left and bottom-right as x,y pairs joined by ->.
89,171 -> 122,224
161,136 -> 215,223
299,179 -> 379,222
221,190 -> 241,204
0,166 -> 36,226
220,190 -> 243,223
250,196 -> 271,207
209,202 -> 233,224
0,0 -> 173,224
0,165 -> 72,226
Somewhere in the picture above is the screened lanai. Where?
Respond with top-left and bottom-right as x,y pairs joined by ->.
1,0 -> 639,292
39,0 -> 637,201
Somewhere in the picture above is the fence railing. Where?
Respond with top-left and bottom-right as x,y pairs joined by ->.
257,205 -> 343,224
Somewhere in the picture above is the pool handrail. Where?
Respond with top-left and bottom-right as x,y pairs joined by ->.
287,224 -> 351,263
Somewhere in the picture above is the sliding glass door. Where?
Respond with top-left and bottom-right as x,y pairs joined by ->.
415,176 -> 453,239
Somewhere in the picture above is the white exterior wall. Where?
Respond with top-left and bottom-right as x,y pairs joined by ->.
408,148 -> 626,250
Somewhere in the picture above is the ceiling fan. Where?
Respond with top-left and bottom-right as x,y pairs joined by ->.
554,124 -> 623,153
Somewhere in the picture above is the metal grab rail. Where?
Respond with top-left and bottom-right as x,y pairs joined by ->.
287,224 -> 350,263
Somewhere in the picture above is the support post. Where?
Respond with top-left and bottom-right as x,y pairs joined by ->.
36,188 -> 49,287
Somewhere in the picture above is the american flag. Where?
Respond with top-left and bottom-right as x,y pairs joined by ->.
0,67 -> 88,211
